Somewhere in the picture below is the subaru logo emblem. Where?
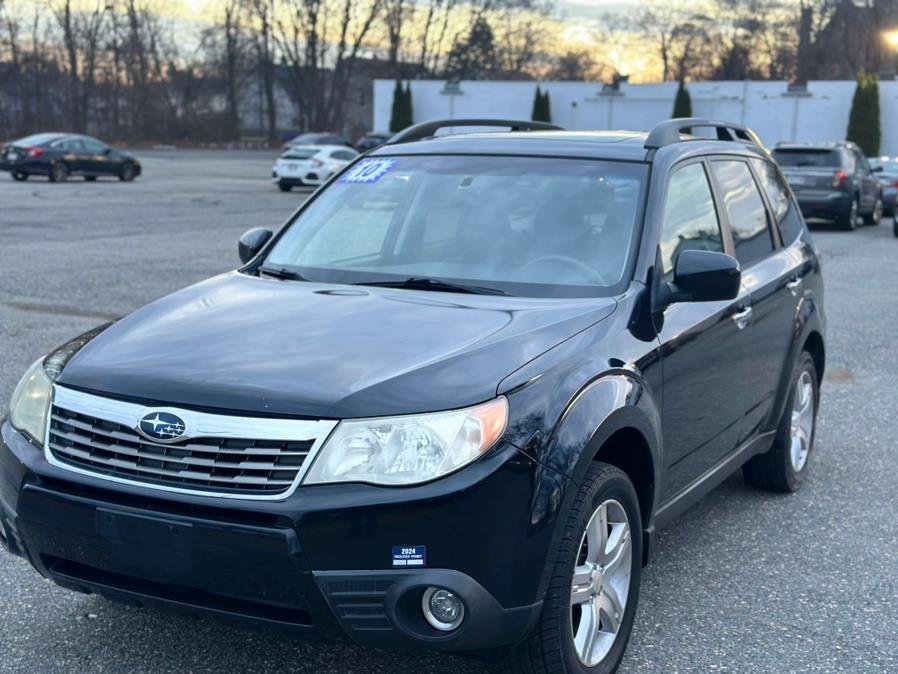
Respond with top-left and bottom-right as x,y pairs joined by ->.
136,411 -> 186,443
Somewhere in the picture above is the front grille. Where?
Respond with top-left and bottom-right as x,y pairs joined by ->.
47,401 -> 322,497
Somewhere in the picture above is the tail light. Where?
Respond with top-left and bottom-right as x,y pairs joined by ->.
25,146 -> 43,158
832,171 -> 848,189
892,180 -> 898,188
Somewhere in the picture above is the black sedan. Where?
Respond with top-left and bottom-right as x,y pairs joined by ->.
0,133 -> 141,182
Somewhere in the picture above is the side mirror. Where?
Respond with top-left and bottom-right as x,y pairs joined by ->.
872,165 -> 883,173
238,228 -> 273,264
665,250 -> 741,304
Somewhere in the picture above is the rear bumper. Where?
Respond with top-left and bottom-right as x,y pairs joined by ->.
0,159 -> 48,175
0,419 -> 549,651
795,191 -> 852,219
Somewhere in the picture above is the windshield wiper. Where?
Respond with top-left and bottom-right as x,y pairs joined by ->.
259,266 -> 307,281
354,277 -> 507,295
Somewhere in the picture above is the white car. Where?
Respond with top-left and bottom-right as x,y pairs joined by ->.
272,144 -> 359,191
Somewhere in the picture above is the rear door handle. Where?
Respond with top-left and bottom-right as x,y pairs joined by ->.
732,306 -> 752,330
786,276 -> 802,296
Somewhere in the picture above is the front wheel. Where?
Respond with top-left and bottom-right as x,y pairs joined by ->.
12,170 -> 28,181
508,463 -> 642,674
278,181 -> 292,192
119,163 -> 136,182
864,197 -> 883,226
743,351 -> 819,492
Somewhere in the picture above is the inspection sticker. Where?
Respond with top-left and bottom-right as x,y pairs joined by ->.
392,545 -> 426,567
338,158 -> 398,184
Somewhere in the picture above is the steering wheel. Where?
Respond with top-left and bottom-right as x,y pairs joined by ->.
523,255 -> 609,286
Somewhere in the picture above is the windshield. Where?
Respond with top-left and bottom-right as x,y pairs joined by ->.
773,149 -> 839,168
263,155 -> 648,297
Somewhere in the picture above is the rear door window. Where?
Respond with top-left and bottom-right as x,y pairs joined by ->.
772,149 -> 839,168
710,160 -> 775,267
751,159 -> 804,244
659,162 -> 724,281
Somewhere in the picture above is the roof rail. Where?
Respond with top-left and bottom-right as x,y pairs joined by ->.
386,119 -> 562,146
644,118 -> 763,150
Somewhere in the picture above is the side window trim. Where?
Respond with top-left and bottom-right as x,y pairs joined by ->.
745,158 -> 784,250
699,157 -> 736,258
706,155 -> 778,268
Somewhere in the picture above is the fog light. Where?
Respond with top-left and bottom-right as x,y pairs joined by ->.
422,587 -> 464,631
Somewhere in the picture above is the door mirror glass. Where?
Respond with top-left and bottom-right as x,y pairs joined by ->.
238,228 -> 273,264
670,250 -> 741,303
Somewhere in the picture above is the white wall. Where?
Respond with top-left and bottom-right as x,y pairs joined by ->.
373,79 -> 898,155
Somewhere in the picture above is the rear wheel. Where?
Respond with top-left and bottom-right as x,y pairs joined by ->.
508,463 -> 642,674
864,197 -> 883,225
837,197 -> 858,230
49,162 -> 69,183
893,218 -> 898,238
743,351 -> 818,492
12,170 -> 28,181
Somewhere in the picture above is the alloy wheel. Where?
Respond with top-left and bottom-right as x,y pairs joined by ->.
570,498 -> 632,667
789,370 -> 815,472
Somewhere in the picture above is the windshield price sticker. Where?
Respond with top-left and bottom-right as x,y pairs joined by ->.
338,159 -> 398,184
392,545 -> 426,567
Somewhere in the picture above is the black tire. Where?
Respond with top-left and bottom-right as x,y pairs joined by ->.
893,218 -> 898,238
836,197 -> 858,230
278,181 -> 292,192
508,463 -> 642,674
85,175 -> 97,182
743,351 -> 818,493
863,197 -> 883,226
119,163 -> 136,182
12,170 -> 28,182
49,161 -> 69,183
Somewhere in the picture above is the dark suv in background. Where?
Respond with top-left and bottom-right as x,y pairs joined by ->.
772,141 -> 882,230
2,118 -> 825,674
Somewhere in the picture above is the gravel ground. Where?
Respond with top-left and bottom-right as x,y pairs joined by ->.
1,150 -> 896,673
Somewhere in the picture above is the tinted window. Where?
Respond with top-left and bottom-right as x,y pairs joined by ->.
265,156 -> 648,297
659,162 -> 723,280
751,158 -> 804,243
772,149 -> 839,168
711,160 -> 775,267
282,149 -> 317,160
81,137 -> 107,153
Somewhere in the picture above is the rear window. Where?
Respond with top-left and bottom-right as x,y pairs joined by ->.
772,149 -> 839,168
13,133 -> 61,147
282,149 -> 317,160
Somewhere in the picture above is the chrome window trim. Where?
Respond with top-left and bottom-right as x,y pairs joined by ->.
44,385 -> 338,501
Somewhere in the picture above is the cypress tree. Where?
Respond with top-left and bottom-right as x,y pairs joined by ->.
404,82 -> 414,129
389,80 -> 404,133
672,80 -> 692,118
847,71 -> 881,157
532,86 -> 551,122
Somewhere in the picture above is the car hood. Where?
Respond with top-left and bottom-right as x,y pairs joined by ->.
58,272 -> 617,419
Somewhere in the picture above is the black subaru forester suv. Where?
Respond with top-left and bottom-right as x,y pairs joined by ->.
2,118 -> 825,673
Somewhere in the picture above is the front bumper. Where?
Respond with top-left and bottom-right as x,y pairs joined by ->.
794,190 -> 853,219
1,420 -> 549,651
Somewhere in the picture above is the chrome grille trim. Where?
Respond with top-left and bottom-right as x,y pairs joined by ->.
44,386 -> 338,500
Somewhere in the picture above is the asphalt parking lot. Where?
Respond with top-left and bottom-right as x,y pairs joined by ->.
1,149 -> 897,673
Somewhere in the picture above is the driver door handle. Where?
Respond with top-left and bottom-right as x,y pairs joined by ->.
732,306 -> 752,330
786,276 -> 802,296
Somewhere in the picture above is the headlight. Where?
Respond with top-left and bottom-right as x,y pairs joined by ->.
9,359 -> 53,444
303,397 -> 508,486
